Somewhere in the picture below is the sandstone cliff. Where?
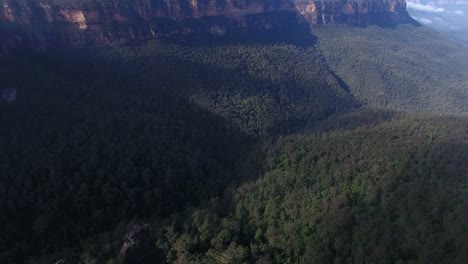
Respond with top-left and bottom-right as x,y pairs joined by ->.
0,0 -> 412,48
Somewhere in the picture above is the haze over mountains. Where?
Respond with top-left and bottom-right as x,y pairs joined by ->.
407,0 -> 468,42
0,1 -> 467,263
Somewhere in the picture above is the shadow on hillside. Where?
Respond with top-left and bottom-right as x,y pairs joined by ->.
306,107 -> 402,134
317,12 -> 422,29
0,11 -> 454,263
372,16 -> 421,29
2,34 -> 354,258
166,11 -> 317,47
0,48 -> 255,262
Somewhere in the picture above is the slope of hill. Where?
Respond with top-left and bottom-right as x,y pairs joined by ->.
24,111 -> 468,264
0,48 -> 248,263
156,113 -> 468,264
0,1 -> 467,264
314,24 -> 468,113
0,39 -> 357,262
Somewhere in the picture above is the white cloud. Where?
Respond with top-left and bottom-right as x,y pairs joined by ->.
413,17 -> 434,24
435,16 -> 453,24
431,16 -> 458,30
407,2 -> 446,13
454,10 -> 465,15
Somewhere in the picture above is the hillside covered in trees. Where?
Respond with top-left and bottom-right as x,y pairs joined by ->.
159,114 -> 468,264
0,20 -> 467,264
315,24 -> 468,113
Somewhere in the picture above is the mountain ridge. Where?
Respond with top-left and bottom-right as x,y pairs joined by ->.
0,0 -> 412,47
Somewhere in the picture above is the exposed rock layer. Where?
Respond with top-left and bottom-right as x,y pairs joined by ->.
0,0 -> 411,47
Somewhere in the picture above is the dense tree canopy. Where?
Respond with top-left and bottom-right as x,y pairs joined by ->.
0,23 -> 467,264
161,114 -> 468,264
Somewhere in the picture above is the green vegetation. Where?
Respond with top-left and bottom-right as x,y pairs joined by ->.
0,41 -> 353,262
90,41 -> 354,136
0,50 -> 245,262
315,24 -> 468,113
1,23 -> 467,264
159,114 -> 468,264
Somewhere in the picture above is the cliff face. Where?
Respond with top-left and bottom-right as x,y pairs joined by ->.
0,0 -> 411,47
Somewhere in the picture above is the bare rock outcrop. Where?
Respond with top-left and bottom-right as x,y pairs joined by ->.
117,223 -> 166,264
0,0 -> 413,48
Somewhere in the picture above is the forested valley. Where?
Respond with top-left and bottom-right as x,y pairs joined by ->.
0,24 -> 467,264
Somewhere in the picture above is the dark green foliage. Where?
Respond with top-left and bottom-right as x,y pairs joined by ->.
0,40 -> 353,262
88,41 -> 354,136
1,23 -> 468,264
163,114 -> 468,264
0,48 -> 244,263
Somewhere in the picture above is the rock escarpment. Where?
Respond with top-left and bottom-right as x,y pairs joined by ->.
118,223 -> 166,264
0,0 -> 412,47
